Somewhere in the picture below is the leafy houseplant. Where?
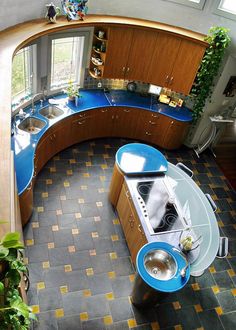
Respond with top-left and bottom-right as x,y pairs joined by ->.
0,231 -> 36,329
191,26 -> 231,122
65,80 -> 80,101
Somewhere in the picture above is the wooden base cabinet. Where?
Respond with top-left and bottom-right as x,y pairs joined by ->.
19,183 -> 33,227
117,183 -> 147,264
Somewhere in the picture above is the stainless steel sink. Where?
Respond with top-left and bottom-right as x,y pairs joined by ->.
144,249 -> 177,280
39,105 -> 64,120
18,117 -> 46,134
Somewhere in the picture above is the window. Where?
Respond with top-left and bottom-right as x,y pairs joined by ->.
214,0 -> 236,20
164,0 -> 206,10
11,45 -> 36,109
50,36 -> 85,90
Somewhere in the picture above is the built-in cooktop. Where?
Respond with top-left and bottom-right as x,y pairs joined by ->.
135,179 -> 185,234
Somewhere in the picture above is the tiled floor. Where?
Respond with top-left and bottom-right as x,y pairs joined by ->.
24,138 -> 236,330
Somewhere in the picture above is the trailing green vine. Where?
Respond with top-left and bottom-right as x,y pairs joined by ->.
191,26 -> 231,122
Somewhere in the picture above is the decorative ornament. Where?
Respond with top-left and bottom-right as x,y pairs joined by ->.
61,0 -> 88,21
45,2 -> 61,23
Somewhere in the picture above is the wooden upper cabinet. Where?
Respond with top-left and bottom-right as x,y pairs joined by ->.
147,32 -> 206,95
103,27 -> 133,79
169,39 -> 206,95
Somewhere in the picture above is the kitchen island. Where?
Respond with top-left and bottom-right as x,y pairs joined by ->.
109,143 -> 219,276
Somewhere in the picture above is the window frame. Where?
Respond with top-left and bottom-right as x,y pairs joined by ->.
47,30 -> 90,93
164,0 -> 206,10
11,43 -> 37,112
213,0 -> 236,21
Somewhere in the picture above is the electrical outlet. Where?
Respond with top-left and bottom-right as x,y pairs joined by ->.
97,82 -> 102,88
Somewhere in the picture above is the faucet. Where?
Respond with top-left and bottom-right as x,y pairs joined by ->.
31,92 -> 46,114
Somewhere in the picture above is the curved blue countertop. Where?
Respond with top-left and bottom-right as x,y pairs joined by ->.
116,143 -> 168,175
137,242 -> 190,292
12,89 -> 192,195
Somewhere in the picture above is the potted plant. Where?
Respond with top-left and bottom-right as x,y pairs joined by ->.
0,230 -> 36,329
191,26 -> 231,122
65,80 -> 80,102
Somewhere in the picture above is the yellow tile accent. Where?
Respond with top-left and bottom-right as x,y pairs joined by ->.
64,181 -> 70,187
48,242 -> 55,249
72,228 -> 79,235
194,304 -> 203,313
217,220 -> 224,227
55,309 -> 64,318
98,188 -> 105,193
85,162 -> 92,166
86,268 -> 94,276
60,286 -> 68,294
108,271 -> 116,279
209,266 -> 216,273
173,301 -> 181,310
228,269 -> 235,277
31,305 -> 40,314
103,153 -> 109,158
109,252 -> 117,260
212,286 -> 220,294
69,159 -> 76,164
96,201 -> 103,207
151,322 -> 160,330
75,212 -> 82,219
52,225 -> 59,231
103,315 -> 113,325
60,195 -> 66,201
91,232 -> 99,238
81,185 -> 87,190
32,222 -> 39,228
24,257 -> 29,265
67,170 -> 73,175
37,282 -> 45,290
46,179 -> 52,185
191,283 -> 200,291
174,326 -> 182,330
54,155 -> 60,160
83,173 -> 90,177
80,312 -> 88,321
64,265 -> 72,272
50,167 -> 56,173
101,164 -> 108,169
42,192 -> 48,198
113,218 -> 120,225
231,288 -> 236,297
90,142 -> 95,146
127,319 -> 137,328
83,289 -> 92,297
215,307 -> 223,315
68,245 -> 76,253
78,198 -> 85,204
88,151 -> 94,156
104,144 -> 110,148
129,274 -> 135,282
42,261 -> 50,269
106,292 -> 114,300
56,210 -> 63,215
89,249 -> 96,256
111,235 -> 119,241
100,176 -> 106,181
26,239 -> 34,246
94,216 -> 101,222
196,328 -> 204,330
37,206 -> 44,213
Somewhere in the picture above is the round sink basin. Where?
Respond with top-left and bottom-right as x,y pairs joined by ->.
144,249 -> 177,280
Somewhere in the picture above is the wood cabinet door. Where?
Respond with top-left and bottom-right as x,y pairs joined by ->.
147,33 -> 181,88
170,40 -> 206,95
52,119 -> 72,155
125,29 -> 158,81
35,130 -> 54,174
162,119 -> 189,150
91,107 -> 114,138
112,107 -> 140,138
71,112 -> 93,144
103,27 -> 133,79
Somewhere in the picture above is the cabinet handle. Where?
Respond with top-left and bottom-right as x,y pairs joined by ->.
50,136 -> 53,141
27,182 -> 32,191
124,109 -> 130,113
169,77 -> 174,85
149,121 -> 156,125
116,115 -> 118,119
145,132 -> 152,136
126,67 -> 130,73
125,190 -> 130,199
53,134 -> 56,138
122,67 -> 125,72
165,75 -> 169,83
78,120 -> 86,125
138,224 -> 144,235
101,109 -> 108,112
170,121 -> 174,125
33,171 -> 37,178
151,114 -> 159,118
79,113 -> 86,117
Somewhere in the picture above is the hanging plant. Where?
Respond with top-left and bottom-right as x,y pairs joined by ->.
191,26 -> 231,122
